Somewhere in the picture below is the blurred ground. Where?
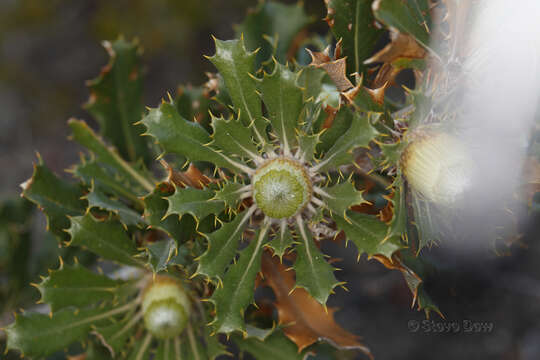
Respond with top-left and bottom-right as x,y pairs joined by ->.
1,1 -> 539,359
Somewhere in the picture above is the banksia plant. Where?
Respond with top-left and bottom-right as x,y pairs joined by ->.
3,0 -> 539,359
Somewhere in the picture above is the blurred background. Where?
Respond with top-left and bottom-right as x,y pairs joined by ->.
1,0 -> 539,359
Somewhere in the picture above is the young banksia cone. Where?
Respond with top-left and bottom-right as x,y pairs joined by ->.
142,277 -> 191,339
401,132 -> 473,205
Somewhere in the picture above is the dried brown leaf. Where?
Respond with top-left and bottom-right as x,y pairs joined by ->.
260,252 -> 373,358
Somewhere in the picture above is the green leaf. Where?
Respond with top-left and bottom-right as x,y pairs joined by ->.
210,114 -> 259,160
71,160 -> 143,205
85,38 -> 149,163
85,188 -> 142,226
326,0 -> 384,75
196,208 -> 254,280
316,112 -> 379,172
6,304 -> 132,358
294,220 -> 338,304
154,339 -> 176,360
297,133 -> 319,163
232,330 -> 304,360
146,238 -> 177,273
141,101 -> 249,172
36,263 -> 125,312
93,312 -> 139,358
67,214 -> 143,267
175,84 -> 212,129
317,105 -> 353,155
20,158 -> 86,241
410,191 -> 440,252
322,181 -> 365,217
207,38 -> 267,144
213,182 -> 246,209
127,333 -> 152,360
210,223 -> 270,334
166,187 -> 225,223
69,119 -> 154,193
236,1 -> 311,65
372,0 -> 432,50
333,211 -> 403,258
266,223 -> 294,260
379,140 -> 407,168
258,62 -> 303,151
142,183 -> 196,246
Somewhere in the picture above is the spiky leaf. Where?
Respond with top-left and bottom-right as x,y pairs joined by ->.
333,211 -> 403,258
266,223 -> 294,259
20,159 -> 86,241
127,333 -> 152,360
372,0 -> 432,50
86,188 -> 142,226
146,238 -> 177,273
197,208 -> 254,280
92,314 -> 139,358
326,0 -> 384,75
85,38 -> 149,163
67,214 -> 143,267
385,176 -> 407,241
323,181 -> 365,217
317,112 -> 379,172
5,305 -> 125,357
294,220 -> 338,304
142,183 -> 196,246
210,115 -> 259,160
166,187 -> 225,223
213,182 -> 245,209
208,38 -> 267,144
236,1 -> 311,65
210,223 -> 270,333
317,105 -> 353,154
69,119 -> 153,193
258,62 -> 303,151
36,264 -> 126,312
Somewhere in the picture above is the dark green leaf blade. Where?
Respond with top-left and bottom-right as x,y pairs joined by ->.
36,263 -> 125,312
20,158 -> 86,241
208,38 -> 267,144
333,211 -> 403,258
210,114 -> 259,160
146,238 -> 177,273
85,38 -> 149,163
322,181 -> 365,217
232,330 -> 304,360
166,187 -> 225,224
67,214 -> 142,267
316,112 -> 378,172
210,223 -> 270,334
294,220 -> 338,304
258,62 -> 303,151
85,188 -> 142,226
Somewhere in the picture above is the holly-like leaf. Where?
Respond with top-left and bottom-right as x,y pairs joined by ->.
67,214 -> 143,267
325,0 -> 384,75
372,0 -> 432,50
196,207 -> 254,280
20,158 -> 86,241
232,330 -> 305,360
260,252 -> 372,356
5,304 -> 132,358
36,263 -> 126,312
323,181 -> 365,217
210,114 -> 259,160
69,119 -> 154,194
166,187 -> 225,224
146,238 -> 177,273
384,176 -> 408,241
410,192 -> 441,252
142,183 -> 196,246
258,62 -> 303,151
236,1 -> 311,65
333,211 -> 403,259
85,188 -> 142,226
317,105 -> 353,154
85,38 -> 149,163
141,101 -> 249,173
210,223 -> 270,334
297,133 -> 319,163
207,38 -> 267,144
316,112 -> 379,172
294,219 -> 339,304
213,182 -> 246,209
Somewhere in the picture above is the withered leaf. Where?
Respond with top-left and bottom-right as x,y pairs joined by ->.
260,252 -> 373,358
